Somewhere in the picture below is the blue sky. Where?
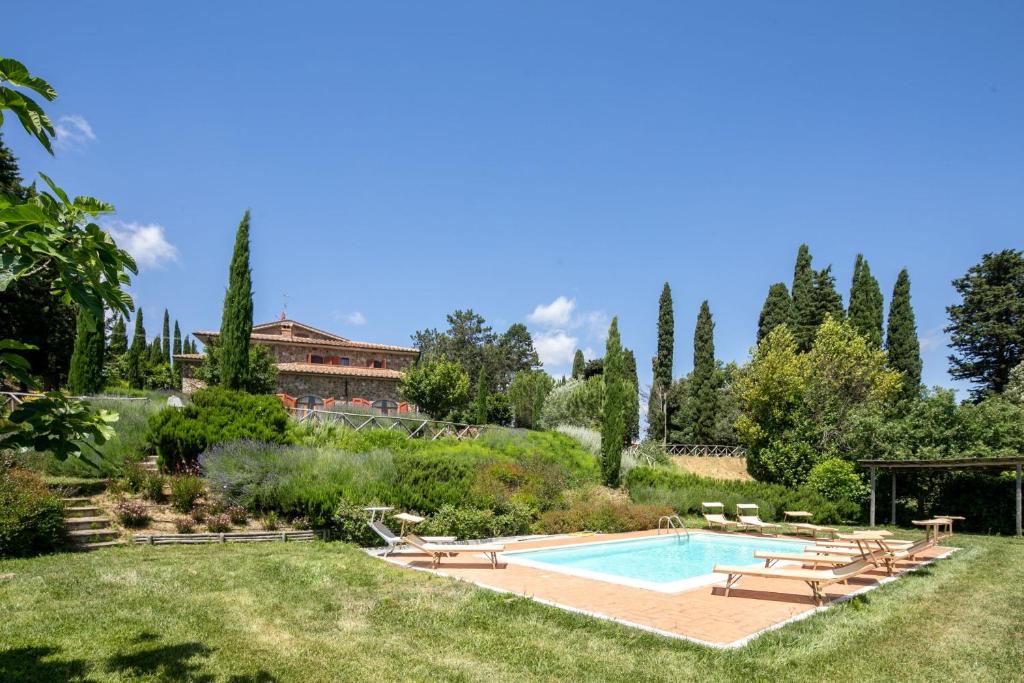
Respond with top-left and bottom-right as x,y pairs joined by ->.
6,2 -> 1023,396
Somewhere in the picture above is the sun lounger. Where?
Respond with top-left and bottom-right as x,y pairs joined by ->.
714,557 -> 875,605
735,504 -> 781,534
782,511 -> 837,538
368,521 -> 455,556
702,502 -> 739,531
753,550 -> 866,569
404,533 -> 505,569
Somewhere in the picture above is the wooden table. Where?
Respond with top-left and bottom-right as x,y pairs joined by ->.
912,519 -> 946,543
934,515 -> 965,539
392,512 -> 425,537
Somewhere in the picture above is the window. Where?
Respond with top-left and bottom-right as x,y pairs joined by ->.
309,354 -> 324,364
340,357 -> 350,366
372,359 -> 383,369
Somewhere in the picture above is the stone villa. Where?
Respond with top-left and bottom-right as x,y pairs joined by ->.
174,319 -> 420,414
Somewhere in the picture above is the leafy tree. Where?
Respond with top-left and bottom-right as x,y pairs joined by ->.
690,301 -> 717,443
497,323 -> 542,384
791,244 -> 816,351
473,367 -> 489,425
847,254 -> 884,347
508,369 -> 554,429
194,338 -> 278,395
946,249 -> 1024,398
600,317 -> 626,486
1006,361 -> 1024,404
67,308 -> 105,395
623,348 -> 640,443
124,310 -> 146,390
571,349 -> 585,379
886,268 -> 922,403
757,282 -> 793,344
541,376 -> 605,429
108,316 -> 128,357
582,358 -> 604,379
812,266 -> 844,326
398,358 -> 470,420
647,282 -> 675,443
219,211 -> 253,391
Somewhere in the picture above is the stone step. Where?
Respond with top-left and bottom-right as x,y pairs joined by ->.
77,540 -> 128,551
68,528 -> 120,543
66,516 -> 110,530
62,497 -> 92,505
65,506 -> 102,518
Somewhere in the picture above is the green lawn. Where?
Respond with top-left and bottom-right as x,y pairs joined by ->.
2,534 -> 1022,682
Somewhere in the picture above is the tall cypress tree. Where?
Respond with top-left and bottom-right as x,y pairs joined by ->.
791,244 -> 816,351
161,309 -> 171,364
600,317 -> 626,487
623,348 -> 640,444
757,282 -> 793,343
473,367 -> 489,425
108,316 -> 128,357
647,282 -> 674,443
690,301 -> 717,442
172,321 -> 182,358
571,349 -> 585,379
812,266 -> 844,328
219,211 -> 254,390
67,309 -> 105,395
887,268 -> 922,403
148,337 -> 163,365
848,255 -> 884,347
125,309 -> 146,389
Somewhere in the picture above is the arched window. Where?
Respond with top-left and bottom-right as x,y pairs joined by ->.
295,395 -> 325,415
372,399 -> 398,416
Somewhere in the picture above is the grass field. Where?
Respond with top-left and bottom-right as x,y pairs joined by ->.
2,534 -> 1022,682
670,455 -> 753,481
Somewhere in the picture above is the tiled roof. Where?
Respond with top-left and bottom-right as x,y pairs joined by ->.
275,362 -> 404,379
174,353 -> 205,362
251,319 -> 349,342
192,330 -> 418,354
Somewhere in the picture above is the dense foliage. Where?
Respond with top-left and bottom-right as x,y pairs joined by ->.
600,317 -> 626,486
541,376 -> 604,429
398,357 -> 470,420
757,282 -> 792,344
647,282 -> 674,442
67,309 -> 105,395
194,338 -> 278,394
847,254 -> 883,348
508,369 -> 554,429
218,211 -> 254,391
886,268 -> 923,404
0,468 -> 65,557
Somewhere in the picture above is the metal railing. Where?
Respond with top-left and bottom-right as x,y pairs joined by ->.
664,444 -> 746,457
288,407 -> 494,441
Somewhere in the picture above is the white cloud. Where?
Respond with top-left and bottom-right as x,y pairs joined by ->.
54,114 -> 96,149
343,311 -> 367,326
583,310 -> 610,340
533,330 -> 579,367
105,220 -> 179,269
919,328 -> 946,352
527,296 -> 576,328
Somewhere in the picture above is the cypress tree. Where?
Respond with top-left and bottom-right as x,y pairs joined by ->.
571,349 -> 585,379
172,321 -> 182,358
690,301 -> 717,442
812,266 -> 844,328
219,211 -> 254,390
623,348 -> 640,444
757,282 -> 793,343
148,337 -> 163,365
647,282 -> 674,443
848,255 -> 884,347
887,268 -> 922,403
67,308 -> 105,395
161,309 -> 171,364
600,317 -> 626,487
473,367 -> 489,425
791,244 -> 816,351
125,309 -> 146,389
108,316 -> 128,357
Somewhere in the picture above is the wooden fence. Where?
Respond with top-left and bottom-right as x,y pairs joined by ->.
664,444 -> 746,457
289,407 -> 493,442
133,530 -> 318,546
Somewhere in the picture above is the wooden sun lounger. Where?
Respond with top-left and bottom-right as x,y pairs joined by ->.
753,550 -> 866,569
404,534 -> 505,569
701,502 -> 739,531
735,504 -> 781,534
714,557 -> 875,605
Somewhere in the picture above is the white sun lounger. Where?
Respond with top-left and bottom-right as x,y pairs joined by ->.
735,503 -> 781,534
368,521 -> 455,556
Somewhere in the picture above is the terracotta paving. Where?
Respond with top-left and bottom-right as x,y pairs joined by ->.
381,529 -> 952,647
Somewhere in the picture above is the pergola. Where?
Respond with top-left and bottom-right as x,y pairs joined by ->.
858,456 -> 1024,537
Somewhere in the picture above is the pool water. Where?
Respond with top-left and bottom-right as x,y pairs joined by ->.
503,533 -> 810,592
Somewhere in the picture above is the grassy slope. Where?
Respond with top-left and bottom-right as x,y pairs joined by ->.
1,535 -> 1022,682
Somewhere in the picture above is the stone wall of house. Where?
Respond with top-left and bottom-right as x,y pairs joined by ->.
276,372 -> 401,403
262,342 -> 416,371
181,376 -> 206,394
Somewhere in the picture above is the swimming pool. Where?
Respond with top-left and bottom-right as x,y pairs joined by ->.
502,532 -> 811,593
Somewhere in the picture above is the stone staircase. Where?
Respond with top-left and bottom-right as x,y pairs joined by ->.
62,496 -> 124,550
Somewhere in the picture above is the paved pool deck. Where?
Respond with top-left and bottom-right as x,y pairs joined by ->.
380,529 -> 954,648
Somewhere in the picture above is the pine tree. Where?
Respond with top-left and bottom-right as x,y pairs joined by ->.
757,282 -> 793,343
690,301 -> 717,442
172,321 -> 182,358
647,282 -> 674,443
161,309 -> 171,364
600,317 -> 626,487
108,316 -> 128,357
848,254 -> 884,347
571,349 -> 585,379
623,348 -> 640,444
812,266 -> 844,327
473,367 -> 489,425
67,308 -> 105,394
220,211 -> 254,390
791,244 -> 816,351
0,133 -> 28,199
887,268 -> 922,403
125,309 -> 146,389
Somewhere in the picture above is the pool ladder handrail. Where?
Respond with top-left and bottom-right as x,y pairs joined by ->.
657,514 -> 688,536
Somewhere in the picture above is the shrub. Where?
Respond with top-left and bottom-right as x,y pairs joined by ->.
189,506 -> 207,523
621,441 -> 670,475
147,387 -> 291,471
536,489 -> 671,534
174,516 -> 196,534
805,459 -> 868,507
170,475 -> 205,513
332,501 -> 381,545
261,511 -> 279,531
291,516 -> 311,530
115,499 -> 150,528
541,377 -> 604,429
227,505 -> 248,525
120,461 -> 148,493
142,473 -> 165,502
0,469 -> 66,557
419,503 -> 534,539
553,424 -> 601,456
206,514 -> 232,533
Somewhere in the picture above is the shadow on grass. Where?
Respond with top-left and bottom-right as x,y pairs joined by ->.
104,637 -> 280,683
0,646 -> 94,682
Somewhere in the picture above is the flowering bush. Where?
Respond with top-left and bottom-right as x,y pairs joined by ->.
227,505 -> 248,525
0,468 -> 66,557
142,473 -> 165,502
206,514 -> 231,533
170,475 -> 204,513
261,511 -> 280,531
174,516 -> 196,534
115,499 -> 151,528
